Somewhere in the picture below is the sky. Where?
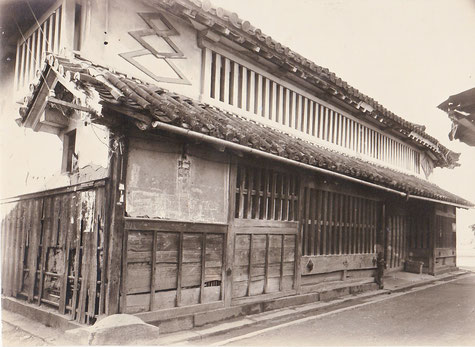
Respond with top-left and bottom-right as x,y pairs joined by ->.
1,0 -> 475,247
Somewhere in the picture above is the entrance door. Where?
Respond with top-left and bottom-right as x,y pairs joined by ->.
385,214 -> 409,272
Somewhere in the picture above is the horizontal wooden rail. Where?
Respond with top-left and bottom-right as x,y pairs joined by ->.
124,218 -> 228,233
0,178 -> 107,204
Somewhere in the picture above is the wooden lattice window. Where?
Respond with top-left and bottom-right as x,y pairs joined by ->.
436,215 -> 456,249
301,188 -> 379,256
235,164 -> 299,221
208,49 -> 421,174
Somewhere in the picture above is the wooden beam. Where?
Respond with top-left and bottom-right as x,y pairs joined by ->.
47,97 -> 94,113
105,131 -> 127,315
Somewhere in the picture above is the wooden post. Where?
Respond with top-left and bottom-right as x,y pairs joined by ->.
429,203 -> 436,275
295,175 -> 305,293
224,160 -> 237,307
105,131 -> 127,315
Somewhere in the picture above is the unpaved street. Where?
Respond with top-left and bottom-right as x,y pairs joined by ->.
201,275 -> 475,346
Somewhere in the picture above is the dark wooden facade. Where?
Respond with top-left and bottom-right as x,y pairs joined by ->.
0,129 -> 459,324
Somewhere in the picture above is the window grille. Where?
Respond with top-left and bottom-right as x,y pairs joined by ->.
15,4 -> 63,93
208,50 -> 421,174
301,188 -> 379,256
235,164 -> 299,221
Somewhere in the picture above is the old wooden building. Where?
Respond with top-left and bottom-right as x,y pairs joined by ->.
1,0 -> 473,331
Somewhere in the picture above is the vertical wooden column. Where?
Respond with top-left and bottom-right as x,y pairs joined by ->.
428,203 -> 436,275
224,160 -> 237,306
105,131 -> 128,315
295,175 -> 306,293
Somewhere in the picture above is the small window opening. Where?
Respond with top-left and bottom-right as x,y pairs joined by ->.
63,129 -> 77,173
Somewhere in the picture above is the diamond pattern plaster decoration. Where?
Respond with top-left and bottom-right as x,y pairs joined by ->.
120,12 -> 191,85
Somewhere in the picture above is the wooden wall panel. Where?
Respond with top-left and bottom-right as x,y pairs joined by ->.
231,219 -> 298,301
124,219 -> 225,313
0,180 -> 107,324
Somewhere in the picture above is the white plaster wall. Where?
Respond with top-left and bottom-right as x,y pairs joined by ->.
126,137 -> 229,224
81,0 -> 203,99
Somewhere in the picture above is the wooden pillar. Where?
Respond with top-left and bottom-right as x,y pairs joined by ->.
224,159 -> 237,307
380,201 -> 387,262
295,174 -> 306,294
428,203 -> 436,275
105,131 -> 128,315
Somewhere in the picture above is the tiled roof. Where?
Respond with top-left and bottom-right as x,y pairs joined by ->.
19,55 -> 473,208
146,0 -> 460,168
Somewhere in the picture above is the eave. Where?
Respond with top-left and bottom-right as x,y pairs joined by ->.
17,54 -> 473,209
144,0 -> 460,169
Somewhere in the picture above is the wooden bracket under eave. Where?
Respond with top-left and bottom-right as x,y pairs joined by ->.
23,68 -> 59,131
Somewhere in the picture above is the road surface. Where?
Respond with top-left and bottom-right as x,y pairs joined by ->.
199,274 -> 475,346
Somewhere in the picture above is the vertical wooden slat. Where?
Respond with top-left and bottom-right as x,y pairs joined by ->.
34,28 -> 41,77
309,189 -> 316,255
199,232 -> 206,304
27,35 -> 34,85
350,196 -> 356,254
295,94 -> 302,131
10,204 -> 20,296
344,195 -> 350,254
225,161 -> 238,307
369,201 -> 373,253
256,74 -> 263,116
246,234 -> 253,296
176,232 -> 184,306
87,189 -> 102,322
19,200 -> 32,293
264,234 -> 270,293
302,188 -> 309,255
70,194 -> 82,319
19,42 -> 27,90
242,67 -> 249,111
338,194 -> 343,255
232,61 -> 239,106
264,78 -> 270,119
316,190 -> 322,255
41,21 -> 47,62
213,53 -> 222,101
270,172 -> 277,220
254,168 -> 262,219
262,169 -> 269,219
15,202 -> 26,296
238,166 -> 246,219
48,13 -> 54,53
277,85 -> 284,124
361,200 -> 367,254
327,192 -> 334,254
295,175 -> 305,293
78,193 -> 92,322
279,235 -> 284,291
149,231 -> 157,311
271,81 -> 277,122
37,197 -> 52,305
223,58 -> 231,104
321,191 -> 328,255
3,209 -> 12,296
58,194 -> 71,314
14,40 -> 21,91
248,71 -> 256,113
201,48 -> 212,100
246,168 -> 254,219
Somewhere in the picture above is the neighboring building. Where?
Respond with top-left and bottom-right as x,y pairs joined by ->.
1,0 -> 472,330
438,88 -> 475,146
